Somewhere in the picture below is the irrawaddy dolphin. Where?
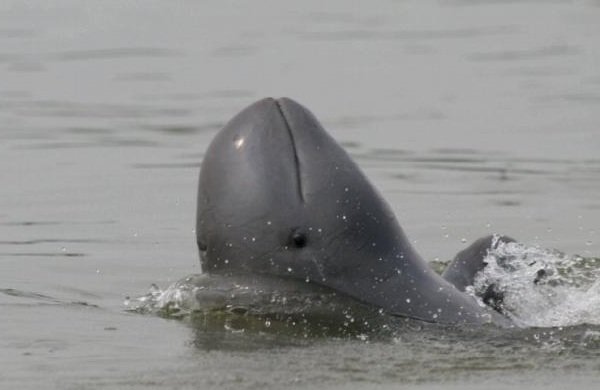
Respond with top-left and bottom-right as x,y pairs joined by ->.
196,97 -> 513,326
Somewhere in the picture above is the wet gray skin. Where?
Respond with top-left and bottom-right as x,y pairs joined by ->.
443,235 -> 515,292
442,235 -> 516,313
196,97 -> 511,326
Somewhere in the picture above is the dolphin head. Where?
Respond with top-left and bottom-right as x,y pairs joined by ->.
196,97 -> 505,325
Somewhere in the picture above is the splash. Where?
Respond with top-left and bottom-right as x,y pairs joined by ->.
468,236 -> 600,328
126,273 -> 388,337
126,278 -> 200,318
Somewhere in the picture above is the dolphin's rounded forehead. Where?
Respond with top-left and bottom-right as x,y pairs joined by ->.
199,98 -> 301,212
196,97 -> 398,268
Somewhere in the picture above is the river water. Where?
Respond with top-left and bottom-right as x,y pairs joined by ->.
1,1 -> 599,389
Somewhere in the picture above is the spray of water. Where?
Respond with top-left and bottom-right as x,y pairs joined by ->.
126,274 -> 391,338
468,236 -> 600,328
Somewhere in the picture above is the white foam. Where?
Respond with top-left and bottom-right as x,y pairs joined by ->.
470,236 -> 600,327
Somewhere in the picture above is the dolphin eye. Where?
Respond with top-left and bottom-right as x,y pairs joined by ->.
291,231 -> 307,248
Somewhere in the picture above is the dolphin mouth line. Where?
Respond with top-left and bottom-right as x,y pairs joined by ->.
274,99 -> 305,203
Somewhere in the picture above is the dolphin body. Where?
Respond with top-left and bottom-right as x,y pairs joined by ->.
196,97 -> 511,326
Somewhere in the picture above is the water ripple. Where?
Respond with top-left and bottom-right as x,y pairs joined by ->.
298,25 -> 517,42
468,44 -> 579,62
0,238 -> 104,245
54,47 -> 180,61
0,252 -> 85,257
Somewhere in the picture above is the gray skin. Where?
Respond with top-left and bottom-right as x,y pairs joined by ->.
196,97 -> 512,326
442,235 -> 515,313
442,235 -> 515,292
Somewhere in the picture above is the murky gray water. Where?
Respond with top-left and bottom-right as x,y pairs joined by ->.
1,1 -> 599,389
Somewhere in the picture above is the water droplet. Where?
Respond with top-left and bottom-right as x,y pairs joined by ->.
461,238 -> 467,243
60,247 -> 67,252
251,237 -> 256,242
405,298 -> 411,303
264,320 -> 271,328
287,267 -> 293,272
266,221 -> 272,225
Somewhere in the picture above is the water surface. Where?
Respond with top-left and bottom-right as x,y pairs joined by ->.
1,1 -> 599,389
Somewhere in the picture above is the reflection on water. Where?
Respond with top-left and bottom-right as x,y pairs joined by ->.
1,0 -> 599,389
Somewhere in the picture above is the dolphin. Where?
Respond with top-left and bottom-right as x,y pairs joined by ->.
442,235 -> 515,314
196,97 -> 511,326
